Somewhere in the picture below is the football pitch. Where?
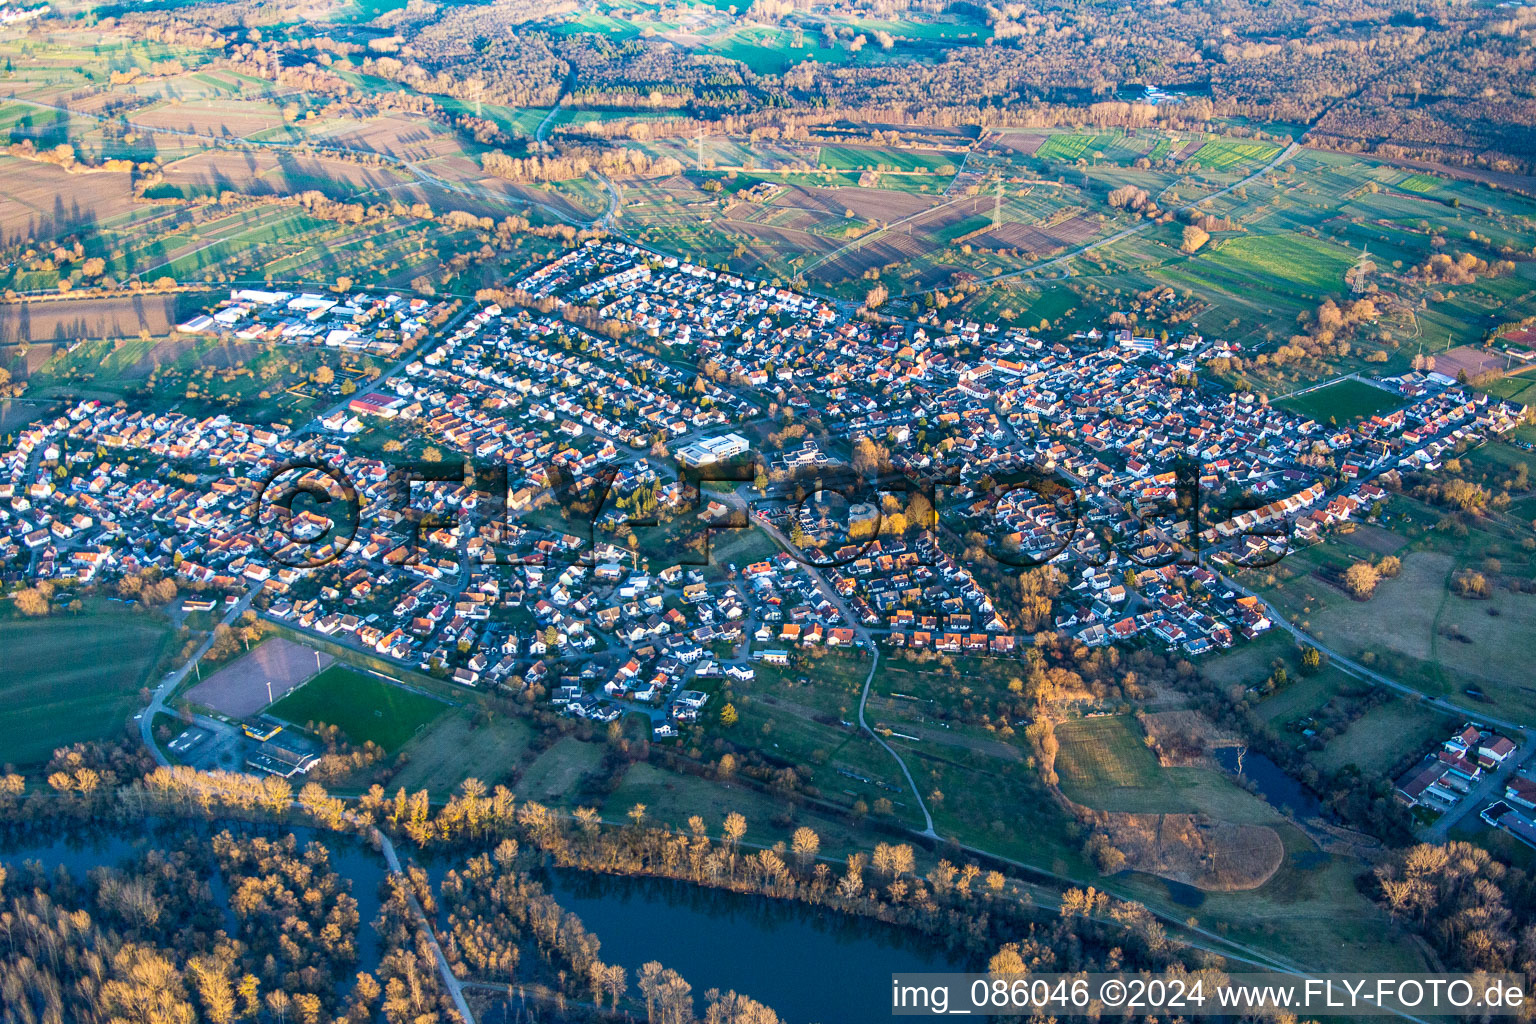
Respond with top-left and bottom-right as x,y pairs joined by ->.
1277,378 -> 1407,422
267,665 -> 452,750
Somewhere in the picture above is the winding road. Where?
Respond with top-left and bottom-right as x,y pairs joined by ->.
746,505 -> 937,836
138,584 -> 262,766
1216,569 -> 1527,735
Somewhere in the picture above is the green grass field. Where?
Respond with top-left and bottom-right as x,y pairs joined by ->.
603,760 -> 897,860
1277,378 -> 1408,422
1055,716 -> 1164,790
544,11 -> 641,38
518,735 -> 606,802
0,613 -> 172,766
1036,133 -> 1110,163
1053,716 -> 1277,823
1199,234 -> 1357,296
1188,139 -> 1280,170
388,709 -> 534,794
1312,697 -> 1450,774
1254,548 -> 1536,722
1257,672 -> 1339,726
817,144 -> 956,173
268,665 -> 450,750
705,27 -> 835,74
1396,173 -> 1442,193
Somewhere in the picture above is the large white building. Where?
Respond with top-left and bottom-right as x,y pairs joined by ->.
676,432 -> 751,467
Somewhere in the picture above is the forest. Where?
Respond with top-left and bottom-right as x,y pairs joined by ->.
97,0 -> 1536,173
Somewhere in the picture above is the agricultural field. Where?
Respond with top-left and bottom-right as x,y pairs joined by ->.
702,27 -> 839,75
0,611 -> 173,766
267,665 -> 452,751
1197,234 -> 1358,298
544,10 -> 642,39
8,25 -> 1533,369
1188,139 -> 1282,171
0,156 -> 140,246
1396,173 -> 1442,194
817,145 -> 958,174
1034,133 -> 1118,164
0,294 -> 181,346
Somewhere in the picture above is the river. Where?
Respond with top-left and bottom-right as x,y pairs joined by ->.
4,823 -> 972,1023
540,870 -> 973,1024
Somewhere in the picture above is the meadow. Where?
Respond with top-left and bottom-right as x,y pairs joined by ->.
817,145 -> 958,174
1188,139 -> 1281,170
1311,697 -> 1451,774
386,709 -> 535,794
0,612 -> 172,765
1053,716 -> 1278,824
1255,545 -> 1536,724
1198,234 -> 1358,298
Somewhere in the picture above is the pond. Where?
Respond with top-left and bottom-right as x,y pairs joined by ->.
540,869 -> 975,1024
1163,878 -> 1206,908
1214,747 -> 1323,819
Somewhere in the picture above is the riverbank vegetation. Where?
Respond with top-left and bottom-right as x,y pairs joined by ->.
3,749 -> 1243,1024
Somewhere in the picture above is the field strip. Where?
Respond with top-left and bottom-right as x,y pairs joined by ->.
894,140 -> 1302,299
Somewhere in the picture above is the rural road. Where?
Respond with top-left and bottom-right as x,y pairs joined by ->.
1216,570 -> 1527,735
856,645 -> 938,839
376,828 -> 477,1024
139,584 -> 262,768
136,584 -> 474,1022
748,508 -> 937,837
534,98 -> 565,144
297,300 -> 482,437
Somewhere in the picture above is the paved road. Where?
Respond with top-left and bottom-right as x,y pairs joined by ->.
376,828 -> 476,1023
135,587 -> 474,1022
749,508 -> 937,837
139,584 -> 262,767
1423,743 -> 1528,842
534,98 -> 565,145
298,301 -> 482,437
1215,568 -> 1535,843
1216,570 -> 1527,735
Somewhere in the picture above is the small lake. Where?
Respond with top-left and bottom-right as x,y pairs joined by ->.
542,870 -> 974,1024
1214,747 -> 1323,818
